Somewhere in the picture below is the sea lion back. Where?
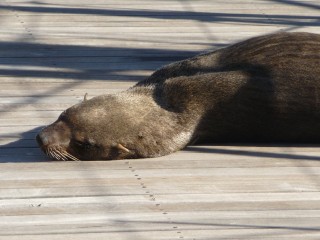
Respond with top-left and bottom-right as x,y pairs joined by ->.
140,32 -> 320,86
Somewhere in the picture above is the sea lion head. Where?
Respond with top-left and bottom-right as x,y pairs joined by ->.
36,93 -> 143,161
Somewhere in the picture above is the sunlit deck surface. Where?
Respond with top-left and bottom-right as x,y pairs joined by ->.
1,0 -> 320,239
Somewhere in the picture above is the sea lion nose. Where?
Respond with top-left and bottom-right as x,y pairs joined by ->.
36,132 -> 49,146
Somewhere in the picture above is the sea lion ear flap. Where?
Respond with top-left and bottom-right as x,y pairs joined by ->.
83,93 -> 88,102
116,143 -> 131,153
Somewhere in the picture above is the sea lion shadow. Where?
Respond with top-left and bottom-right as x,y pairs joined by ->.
185,145 -> 320,161
0,126 -> 51,163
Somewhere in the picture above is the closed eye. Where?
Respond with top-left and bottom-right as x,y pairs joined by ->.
74,140 -> 85,146
73,139 -> 95,149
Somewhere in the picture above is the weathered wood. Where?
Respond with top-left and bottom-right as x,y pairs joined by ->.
1,0 -> 320,239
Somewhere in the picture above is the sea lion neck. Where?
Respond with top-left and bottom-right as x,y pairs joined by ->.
114,88 -> 199,157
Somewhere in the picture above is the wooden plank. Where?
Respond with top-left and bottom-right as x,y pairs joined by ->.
1,210 -> 320,229
0,177 -> 319,198
0,90 -> 122,97
2,231 -> 320,240
5,26 -> 290,33
1,197 -> 320,215
1,0 -> 320,239
6,164 -> 314,180
4,4 -> 320,18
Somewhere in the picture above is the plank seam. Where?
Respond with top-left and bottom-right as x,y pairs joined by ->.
125,160 -> 187,240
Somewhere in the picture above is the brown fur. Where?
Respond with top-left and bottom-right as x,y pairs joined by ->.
37,32 -> 320,160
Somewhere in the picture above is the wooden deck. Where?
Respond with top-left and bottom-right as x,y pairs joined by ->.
1,0 -> 320,239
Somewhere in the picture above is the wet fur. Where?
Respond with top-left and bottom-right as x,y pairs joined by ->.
37,32 -> 320,160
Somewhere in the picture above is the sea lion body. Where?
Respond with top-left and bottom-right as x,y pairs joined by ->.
37,32 -> 320,160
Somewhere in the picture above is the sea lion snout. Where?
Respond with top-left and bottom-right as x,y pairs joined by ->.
36,131 -> 48,147
36,121 -> 80,161
36,128 -> 56,149
37,121 -> 71,148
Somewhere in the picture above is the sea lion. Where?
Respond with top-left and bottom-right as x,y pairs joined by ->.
37,32 -> 320,161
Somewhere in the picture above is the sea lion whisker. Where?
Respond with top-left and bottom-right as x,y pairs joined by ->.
54,150 -> 68,161
61,156 -> 68,161
62,151 -> 80,161
51,150 -> 62,161
47,149 -> 54,159
63,152 -> 78,161
48,146 -> 65,161
45,146 -> 78,161
67,155 -> 80,161
50,152 -> 56,159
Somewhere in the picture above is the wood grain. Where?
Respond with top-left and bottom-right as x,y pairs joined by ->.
1,0 -> 320,239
